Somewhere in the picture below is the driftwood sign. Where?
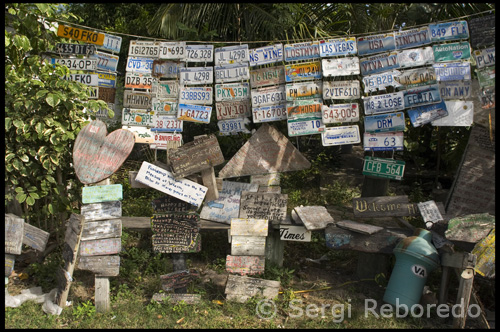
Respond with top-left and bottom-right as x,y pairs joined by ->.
77,255 -> 120,277
152,293 -> 202,305
160,269 -> 200,291
152,195 -> 198,213
79,238 -> 121,256
22,222 -> 50,252
231,236 -> 267,256
82,184 -> 123,204
230,218 -> 268,237
5,214 -> 25,255
352,196 -> 419,218
239,192 -> 288,224
335,220 -> 384,235
292,206 -> 334,231
226,255 -> 265,275
151,213 -> 201,253
73,120 -> 135,184
81,201 -> 122,221
80,219 -> 122,241
225,275 -> 280,303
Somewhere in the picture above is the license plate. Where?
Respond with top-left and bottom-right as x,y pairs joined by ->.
287,116 -> 325,137
152,115 -> 183,132
54,43 -> 96,55
403,84 -> 441,108
51,57 -> 96,71
125,72 -> 153,89
179,67 -> 213,85
123,90 -> 152,109
152,98 -> 177,115
91,51 -> 119,72
215,44 -> 249,65
429,21 -> 469,42
433,42 -> 471,62
287,99 -> 323,120
99,33 -> 122,53
251,85 -> 286,107
433,63 -> 471,81
218,118 -> 251,136
252,104 -> 287,123
479,87 -> 495,109
323,80 -> 360,100
473,47 -> 495,69
286,81 -> 322,101
322,57 -> 360,77
128,40 -> 160,57
250,66 -> 285,88
152,80 -> 179,99
363,91 -> 405,115
159,42 -> 186,60
363,132 -> 404,151
179,87 -> 213,105
357,33 -> 396,56
359,52 -> 399,75
63,73 -> 98,86
285,61 -> 322,82
395,27 -> 431,50
284,41 -> 320,61
215,83 -> 250,102
122,125 -> 154,143
185,45 -> 214,62
57,24 -> 104,45
322,103 -> 359,124
363,156 -> 405,180
439,81 -> 472,100
321,125 -> 361,146
394,67 -> 436,88
152,60 -> 184,78
476,67 -> 495,88
216,100 -> 251,120
431,100 -> 473,127
319,37 -> 357,57
215,63 -> 250,83
97,87 -> 115,103
177,104 -> 212,123
153,133 -> 182,150
364,112 -> 405,133
407,100 -> 448,127
126,57 -> 154,73
397,46 -> 434,68
249,43 -> 283,66
122,108 -> 155,127
362,70 -> 403,92
89,71 -> 116,88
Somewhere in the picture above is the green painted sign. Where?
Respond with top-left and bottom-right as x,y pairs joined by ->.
363,156 -> 405,180
82,184 -> 123,204
432,41 -> 471,62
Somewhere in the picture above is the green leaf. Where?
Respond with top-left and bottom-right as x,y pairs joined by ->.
36,89 -> 49,99
48,203 -> 54,214
26,195 -> 35,206
13,119 -> 24,128
16,193 -> 27,204
19,154 -> 29,162
30,192 -> 40,200
5,117 -> 12,131
6,153 -> 16,162
13,35 -> 32,52
15,187 -> 24,194
46,93 -> 61,107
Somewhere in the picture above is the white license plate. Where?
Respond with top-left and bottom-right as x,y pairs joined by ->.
152,80 -> 179,99
126,57 -> 154,73
159,41 -> 186,60
364,112 -> 405,133
179,87 -> 213,105
322,57 -> 360,77
51,57 -> 96,71
473,47 -> 495,69
250,66 -> 285,88
99,33 -> 122,53
433,63 -> 471,81
218,118 -> 251,136
152,60 -> 184,79
152,98 -> 177,115
125,72 -> 153,89
439,81 -> 472,100
55,43 -> 96,55
362,71 -> 403,92
285,61 -> 322,82
395,27 -> 431,50
429,21 -> 469,42
286,81 -> 322,101
122,108 -> 155,127
323,80 -> 360,100
153,133 -> 182,150
92,51 -> 119,72
322,103 -> 359,124
359,52 -> 399,76
177,104 -> 212,123
215,63 -> 250,83
319,37 -> 357,57
357,33 -> 396,56
216,100 -> 251,120
287,100 -> 323,120
179,67 -> 213,85
363,91 -> 405,115
394,67 -> 436,88
363,132 -> 404,151
128,40 -> 160,57
151,115 -> 183,132
321,125 -> 361,146
251,85 -> 286,107
185,44 -> 214,62
284,41 -> 320,62
63,74 -> 98,86
252,104 -> 287,123
123,90 -> 152,109
215,44 -> 249,65
287,117 -> 325,137
249,43 -> 283,66
215,83 -> 250,102
397,46 -> 434,68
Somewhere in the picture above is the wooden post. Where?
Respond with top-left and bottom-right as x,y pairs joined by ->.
95,276 -> 110,313
453,268 -> 474,329
265,228 -> 284,268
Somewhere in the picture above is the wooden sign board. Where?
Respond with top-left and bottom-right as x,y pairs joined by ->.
335,220 -> 384,235
469,14 -> 495,48
230,218 -> 268,237
250,173 -> 280,186
80,219 -> 122,241
200,181 -> 259,224
226,255 -> 265,275
77,255 -> 120,277
79,238 -> 121,256
292,206 -> 334,231
201,167 -> 219,201
225,275 -> 280,303
444,213 -> 495,243
152,195 -> 197,213
82,184 -> 123,204
471,229 -> 495,278
168,135 -> 224,179
81,201 -> 122,221
22,222 -> 50,252
239,192 -> 287,224
135,161 -> 208,207
231,236 -> 266,256
160,269 -> 200,291
258,186 -> 281,193
5,214 -> 24,255
73,120 -> 135,184
5,254 -> 15,277
151,213 -> 201,253
152,293 -> 201,305
218,123 -> 311,178
352,196 -> 420,218
279,225 -> 312,242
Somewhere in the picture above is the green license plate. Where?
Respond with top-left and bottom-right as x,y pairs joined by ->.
363,156 -> 405,180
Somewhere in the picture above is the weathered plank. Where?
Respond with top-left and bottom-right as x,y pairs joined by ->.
81,201 -> 122,221
225,275 -> 280,303
5,213 -> 25,255
444,213 -> 495,243
201,167 -> 219,201
95,276 -> 110,312
258,186 -> 282,193
226,255 -> 265,275
471,229 -> 495,278
279,225 -> 312,242
160,269 -> 200,291
80,219 -> 122,241
292,206 -> 334,231
231,236 -> 267,256
22,222 -> 50,252
250,173 -> 281,186
5,254 -> 15,277
335,220 -> 384,235
82,184 -> 123,204
73,119 -> 135,184
152,293 -> 202,304
352,196 -> 420,218
230,218 -> 268,237
152,195 -> 197,213
77,255 -> 120,276
79,238 -> 121,256
239,192 -> 288,224
152,213 -> 201,253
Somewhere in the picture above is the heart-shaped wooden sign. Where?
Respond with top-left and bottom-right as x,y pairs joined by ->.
73,120 -> 135,184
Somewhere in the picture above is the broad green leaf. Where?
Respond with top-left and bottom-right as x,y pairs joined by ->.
5,34 -> 10,47
48,203 -> 54,214
35,122 -> 44,134
42,159 -> 51,170
5,117 -> 12,131
15,187 -> 24,194
30,192 -> 40,199
19,154 -> 29,162
13,119 -> 24,128
12,158 -> 22,170
13,35 -> 32,52
26,195 -> 35,206
36,89 -> 49,99
6,153 -> 16,162
16,193 -> 27,204
46,93 -> 60,107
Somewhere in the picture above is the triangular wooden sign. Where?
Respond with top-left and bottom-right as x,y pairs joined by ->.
218,124 -> 311,178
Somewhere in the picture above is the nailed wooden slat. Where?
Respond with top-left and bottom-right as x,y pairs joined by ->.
82,184 -> 123,204
152,293 -> 201,304
239,192 -> 288,224
95,276 -> 110,312
5,214 -> 25,255
293,206 -> 334,231
231,236 -> 266,256
225,275 -> 280,303
335,220 -> 384,235
79,238 -> 121,256
352,196 -> 420,218
230,218 -> 268,237
77,255 -> 120,276
201,167 -> 219,201
22,222 -> 50,252
81,201 -> 122,221
226,255 -> 265,275
80,219 -> 122,241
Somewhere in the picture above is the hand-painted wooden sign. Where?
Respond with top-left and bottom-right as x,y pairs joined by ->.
239,192 -> 287,224
81,201 -> 122,221
79,238 -> 121,256
231,236 -> 266,256
418,200 -> 444,228
80,219 -> 122,241
279,225 -> 311,242
160,269 -> 200,291
22,223 -> 50,252
335,220 -> 383,235
152,195 -> 197,213
230,218 -> 268,237
292,206 -> 334,231
151,213 -> 201,253
5,214 -> 25,255
78,255 -> 120,277
468,14 -> 495,48
168,134 -> 224,179
135,161 -> 208,207
73,120 -> 135,184
250,173 -> 280,187
218,123 -> 311,178
226,255 -> 265,275
352,196 -> 419,218
225,275 -> 280,303
82,184 -> 123,204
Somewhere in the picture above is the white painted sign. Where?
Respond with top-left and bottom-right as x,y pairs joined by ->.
279,225 -> 311,242
230,218 -> 268,237
417,200 -> 443,228
431,100 -> 473,127
322,57 -> 360,77
321,125 -> 361,146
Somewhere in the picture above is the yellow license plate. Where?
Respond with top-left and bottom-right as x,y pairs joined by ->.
57,24 -> 104,46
